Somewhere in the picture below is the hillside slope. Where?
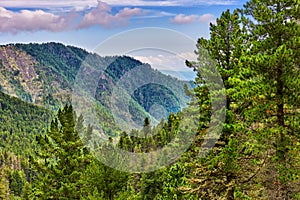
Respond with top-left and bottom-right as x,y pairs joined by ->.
0,91 -> 51,155
0,43 -> 193,133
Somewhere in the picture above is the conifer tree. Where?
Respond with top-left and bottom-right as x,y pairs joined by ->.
243,0 -> 300,198
30,104 -> 91,199
184,1 -> 300,199
184,9 -> 252,200
197,9 -> 249,143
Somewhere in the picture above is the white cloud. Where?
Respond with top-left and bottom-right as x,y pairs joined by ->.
0,0 -> 98,11
171,13 -> 215,24
103,0 -> 238,6
0,7 -> 73,33
78,1 -> 144,28
177,52 -> 197,61
132,52 -> 197,80
135,10 -> 175,19
191,0 -> 236,5
171,14 -> 198,24
199,13 -> 215,23
0,0 -> 218,33
103,0 -> 178,6
0,1 -> 145,33
0,0 -> 238,8
133,51 -> 196,71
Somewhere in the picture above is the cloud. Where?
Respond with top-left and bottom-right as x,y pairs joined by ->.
199,13 -> 215,23
0,1 -> 144,33
0,0 -> 98,11
0,0 -> 238,8
134,10 -> 175,19
171,13 -> 215,24
103,0 -> 178,6
171,14 -> 198,24
0,7 -> 74,33
134,54 -> 186,72
78,1 -> 143,28
101,0 -> 237,6
132,51 -> 197,71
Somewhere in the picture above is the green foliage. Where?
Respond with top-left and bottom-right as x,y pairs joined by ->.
133,83 -> 181,118
184,9 -> 252,200
104,56 -> 143,82
242,0 -> 300,198
0,42 -> 192,143
184,1 -> 300,200
0,177 -> 8,199
0,91 -> 51,155
118,113 -> 180,153
1,2 -> 299,198
80,159 -> 129,200
21,182 -> 32,200
30,105 -> 91,199
9,170 -> 26,196
16,42 -> 88,85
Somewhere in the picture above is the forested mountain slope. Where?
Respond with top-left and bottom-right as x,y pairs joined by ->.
0,91 -> 51,155
0,43 -> 193,132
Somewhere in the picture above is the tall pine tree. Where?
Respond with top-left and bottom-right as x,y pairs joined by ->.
184,9 -> 256,200
30,105 -> 91,199
243,0 -> 300,198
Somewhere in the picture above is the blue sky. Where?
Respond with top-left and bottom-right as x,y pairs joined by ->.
0,0 -> 247,79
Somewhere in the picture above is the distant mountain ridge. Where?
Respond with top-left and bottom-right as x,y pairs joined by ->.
160,70 -> 197,81
0,42 -> 193,134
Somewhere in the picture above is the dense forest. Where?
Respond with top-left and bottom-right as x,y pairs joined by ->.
0,0 -> 299,199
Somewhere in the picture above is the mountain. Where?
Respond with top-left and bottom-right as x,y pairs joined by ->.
0,42 -> 194,135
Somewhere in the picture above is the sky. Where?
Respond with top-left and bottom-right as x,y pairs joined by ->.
0,0 -> 247,80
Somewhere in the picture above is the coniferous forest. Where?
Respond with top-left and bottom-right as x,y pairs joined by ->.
0,0 -> 299,199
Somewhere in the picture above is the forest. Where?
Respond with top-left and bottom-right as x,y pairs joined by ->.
0,0 -> 299,199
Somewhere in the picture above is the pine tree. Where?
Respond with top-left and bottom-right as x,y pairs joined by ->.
184,9 -> 254,200
30,104 -> 91,199
243,0 -> 300,198
197,9 -> 249,144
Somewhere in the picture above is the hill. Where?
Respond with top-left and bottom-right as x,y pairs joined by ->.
0,42 -> 194,135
